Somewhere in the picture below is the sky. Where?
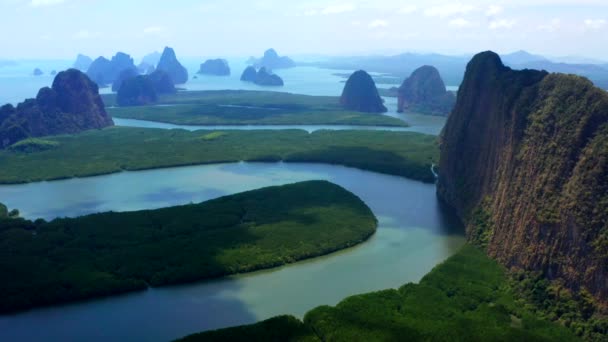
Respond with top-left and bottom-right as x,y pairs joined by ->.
1,0 -> 607,61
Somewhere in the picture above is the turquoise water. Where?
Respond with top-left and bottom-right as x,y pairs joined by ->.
0,163 -> 465,341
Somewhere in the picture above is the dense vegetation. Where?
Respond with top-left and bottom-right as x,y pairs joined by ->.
104,90 -> 406,126
0,127 -> 438,184
0,181 -> 377,314
178,246 -> 579,341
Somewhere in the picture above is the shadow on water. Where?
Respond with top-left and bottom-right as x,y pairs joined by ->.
0,278 -> 256,342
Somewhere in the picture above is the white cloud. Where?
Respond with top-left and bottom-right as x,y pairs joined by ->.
143,26 -> 164,34
29,0 -> 64,7
303,9 -> 318,16
72,30 -> 94,39
424,3 -> 475,19
489,19 -> 516,29
584,19 -> 606,30
398,5 -> 418,15
321,4 -> 355,15
486,5 -> 503,16
449,18 -> 474,28
368,19 -> 389,29
538,18 -> 561,32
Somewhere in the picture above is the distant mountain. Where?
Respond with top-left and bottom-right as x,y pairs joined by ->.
73,54 -> 93,71
508,60 -> 608,90
397,65 -> 455,116
141,51 -> 161,67
86,52 -> 137,88
500,50 -> 548,65
156,47 -> 188,84
250,49 -> 296,69
0,60 -> 17,68
198,59 -> 230,76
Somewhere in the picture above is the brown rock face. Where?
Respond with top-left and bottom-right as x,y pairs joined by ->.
438,51 -> 608,302
397,65 -> 455,116
0,69 -> 113,147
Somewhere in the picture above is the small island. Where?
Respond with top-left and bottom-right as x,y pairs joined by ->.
33,68 -> 43,76
197,59 -> 230,76
0,180 -> 377,314
240,66 -> 284,86
340,70 -> 387,113
397,65 -> 455,116
250,48 -> 296,69
86,52 -> 137,87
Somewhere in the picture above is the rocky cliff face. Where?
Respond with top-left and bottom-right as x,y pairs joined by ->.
156,47 -> 188,84
438,51 -> 608,302
73,54 -> 93,71
0,69 -> 113,147
340,70 -> 387,113
240,67 -> 284,86
398,65 -> 455,116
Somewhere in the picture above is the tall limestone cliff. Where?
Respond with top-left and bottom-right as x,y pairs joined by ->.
156,47 -> 188,84
340,70 -> 387,113
0,69 -> 114,147
437,51 -> 608,303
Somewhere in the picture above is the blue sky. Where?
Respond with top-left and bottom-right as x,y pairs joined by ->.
1,0 -> 608,60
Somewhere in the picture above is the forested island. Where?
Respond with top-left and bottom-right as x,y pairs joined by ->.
0,181 -> 376,313
0,128 -> 438,184
105,90 -> 406,126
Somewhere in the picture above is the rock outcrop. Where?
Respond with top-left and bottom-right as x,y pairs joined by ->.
147,70 -> 176,94
33,68 -> 43,76
397,65 -> 455,116
73,54 -> 93,71
156,47 -> 188,84
251,49 -> 296,69
0,69 -> 113,147
141,51 -> 161,67
340,70 -> 387,113
438,51 -> 608,303
116,75 -> 158,106
240,66 -> 258,82
111,68 -> 138,92
197,59 -> 230,76
86,52 -> 137,87
240,67 -> 284,86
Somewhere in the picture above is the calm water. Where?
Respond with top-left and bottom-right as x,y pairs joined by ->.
0,162 -> 465,341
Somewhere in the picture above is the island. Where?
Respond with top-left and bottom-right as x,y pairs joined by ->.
73,54 -> 93,71
197,59 -> 230,76
86,52 -> 137,87
0,181 -> 377,314
0,128 -> 438,184
340,70 -> 387,113
103,90 -> 407,126
33,68 -> 43,76
397,65 -> 455,116
156,46 -> 188,84
240,67 -> 284,86
0,69 -> 114,148
250,48 -> 296,69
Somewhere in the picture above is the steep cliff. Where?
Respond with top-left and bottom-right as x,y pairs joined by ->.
0,69 -> 113,147
340,70 -> 387,113
438,51 -> 608,303
86,52 -> 137,87
156,47 -> 188,84
398,65 -> 455,116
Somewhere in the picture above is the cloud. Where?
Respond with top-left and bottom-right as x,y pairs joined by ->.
538,18 -> 561,32
143,26 -> 165,34
368,19 -> 389,29
72,30 -> 100,40
29,0 -> 64,7
398,5 -> 418,14
584,19 -> 606,29
486,5 -> 503,16
449,18 -> 474,28
489,19 -> 516,29
321,4 -> 355,15
424,3 -> 475,19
